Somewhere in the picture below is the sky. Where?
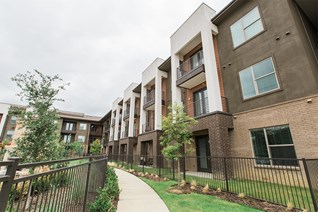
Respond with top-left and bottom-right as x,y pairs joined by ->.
0,0 -> 232,117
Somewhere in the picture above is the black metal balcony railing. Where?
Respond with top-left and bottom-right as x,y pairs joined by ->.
177,50 -> 204,80
142,123 -> 153,133
144,90 -> 155,105
123,109 -> 130,120
193,97 -> 209,117
121,130 -> 128,138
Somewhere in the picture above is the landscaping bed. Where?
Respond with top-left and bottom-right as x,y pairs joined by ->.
112,164 -> 303,212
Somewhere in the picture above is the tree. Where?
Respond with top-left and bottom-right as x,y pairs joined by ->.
90,139 -> 101,155
160,104 -> 197,187
10,70 -> 68,162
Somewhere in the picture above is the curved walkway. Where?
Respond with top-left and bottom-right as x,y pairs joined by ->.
115,169 -> 169,212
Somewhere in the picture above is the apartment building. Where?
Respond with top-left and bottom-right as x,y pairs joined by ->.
0,102 -> 103,156
212,0 -> 318,163
108,97 -> 123,155
170,3 -> 233,172
100,110 -> 111,154
118,83 -> 140,157
138,58 -> 170,165
57,110 -> 103,154
0,103 -> 14,143
103,1 -> 318,173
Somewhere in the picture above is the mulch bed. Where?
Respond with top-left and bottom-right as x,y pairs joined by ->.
118,167 -> 302,212
168,183 -> 302,212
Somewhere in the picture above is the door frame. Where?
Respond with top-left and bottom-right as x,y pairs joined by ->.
195,135 -> 211,173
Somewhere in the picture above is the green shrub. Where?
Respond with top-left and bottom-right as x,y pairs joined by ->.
89,139 -> 101,155
89,168 -> 120,212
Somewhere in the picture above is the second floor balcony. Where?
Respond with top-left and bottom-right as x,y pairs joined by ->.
143,90 -> 155,110
185,96 -> 229,117
123,108 -> 130,120
176,50 -> 205,89
142,122 -> 154,133
111,118 -> 116,126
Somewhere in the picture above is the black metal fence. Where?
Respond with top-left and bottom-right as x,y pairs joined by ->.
0,155 -> 107,212
108,154 -> 318,211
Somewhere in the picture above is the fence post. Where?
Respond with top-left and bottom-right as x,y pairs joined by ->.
158,155 -> 161,177
100,156 -> 107,187
302,158 -> 318,212
223,157 -> 229,192
142,157 -> 145,173
183,157 -> 186,180
172,159 -> 175,180
0,157 -> 19,212
83,155 -> 92,212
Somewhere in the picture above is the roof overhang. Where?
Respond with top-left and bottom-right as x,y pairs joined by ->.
295,0 -> 318,31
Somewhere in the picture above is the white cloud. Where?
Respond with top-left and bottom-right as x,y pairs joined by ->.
0,0 -> 232,116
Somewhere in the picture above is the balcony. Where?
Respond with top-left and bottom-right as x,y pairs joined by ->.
143,90 -> 155,110
134,108 -> 140,116
185,96 -> 229,117
142,123 -> 153,133
119,115 -> 122,125
121,130 -> 128,139
111,118 -> 116,126
176,50 -> 205,89
123,109 -> 130,120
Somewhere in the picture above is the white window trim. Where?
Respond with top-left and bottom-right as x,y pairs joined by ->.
240,57 -> 280,99
250,126 -> 297,167
231,6 -> 264,48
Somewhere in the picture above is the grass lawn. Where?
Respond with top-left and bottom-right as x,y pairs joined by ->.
111,162 -> 316,211
142,178 -> 263,212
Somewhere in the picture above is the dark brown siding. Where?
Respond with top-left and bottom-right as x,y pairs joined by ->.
215,0 -> 318,113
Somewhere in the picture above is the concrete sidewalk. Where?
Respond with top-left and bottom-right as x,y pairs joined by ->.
115,168 -> 169,212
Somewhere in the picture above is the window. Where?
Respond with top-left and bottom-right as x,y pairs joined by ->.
79,123 -> 87,130
63,134 -> 72,143
65,122 -> 75,131
190,50 -> 204,70
250,125 -> 297,166
10,116 -> 17,124
77,135 -> 86,142
239,57 -> 279,99
6,130 -> 14,140
230,7 -> 264,47
193,88 -> 209,116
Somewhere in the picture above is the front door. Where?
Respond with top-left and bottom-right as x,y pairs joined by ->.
195,135 -> 211,172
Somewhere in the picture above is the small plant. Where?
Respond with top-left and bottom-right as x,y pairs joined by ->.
190,179 -> 197,190
287,201 -> 294,211
217,187 -> 222,193
202,184 -> 209,193
238,193 -> 245,198
180,180 -> 186,187
90,168 -> 120,212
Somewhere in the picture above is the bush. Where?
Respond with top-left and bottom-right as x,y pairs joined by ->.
89,139 -> 101,155
89,168 -> 120,212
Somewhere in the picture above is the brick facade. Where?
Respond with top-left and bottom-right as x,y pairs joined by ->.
230,95 -> 318,159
